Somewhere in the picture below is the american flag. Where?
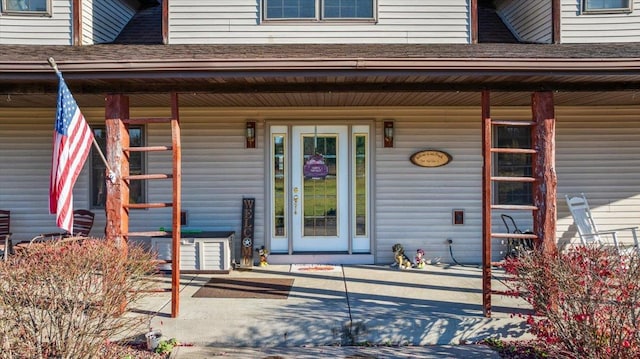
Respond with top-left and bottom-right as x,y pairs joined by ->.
49,73 -> 94,233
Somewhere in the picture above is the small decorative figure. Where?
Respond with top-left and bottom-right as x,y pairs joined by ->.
392,243 -> 412,270
414,248 -> 426,269
256,246 -> 269,267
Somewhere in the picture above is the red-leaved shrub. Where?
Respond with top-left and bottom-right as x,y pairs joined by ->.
504,246 -> 640,359
0,238 -> 157,359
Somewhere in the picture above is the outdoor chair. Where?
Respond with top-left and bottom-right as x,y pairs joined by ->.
501,214 -> 534,258
565,193 -> 639,254
0,210 -> 12,261
30,209 -> 95,243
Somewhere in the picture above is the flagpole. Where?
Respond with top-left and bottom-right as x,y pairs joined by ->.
48,57 -> 117,183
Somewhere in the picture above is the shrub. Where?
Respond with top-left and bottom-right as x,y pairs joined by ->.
504,246 -> 640,359
0,238 -> 157,359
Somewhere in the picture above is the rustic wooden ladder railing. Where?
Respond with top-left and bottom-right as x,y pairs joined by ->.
124,93 -> 182,318
481,90 -> 542,317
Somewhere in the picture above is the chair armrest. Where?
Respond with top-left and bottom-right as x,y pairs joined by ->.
30,232 -> 69,243
1,233 -> 11,261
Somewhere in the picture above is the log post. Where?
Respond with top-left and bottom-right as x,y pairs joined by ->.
481,90 -> 492,317
532,91 -> 558,256
105,94 -> 130,249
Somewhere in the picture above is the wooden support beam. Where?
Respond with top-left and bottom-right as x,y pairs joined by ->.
72,0 -> 81,46
470,0 -> 478,44
481,90 -> 492,318
532,91 -> 558,257
105,94 -> 130,249
170,93 -> 182,318
552,0 -> 562,44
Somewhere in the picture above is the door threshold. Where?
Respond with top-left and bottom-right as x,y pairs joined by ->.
268,253 -> 374,265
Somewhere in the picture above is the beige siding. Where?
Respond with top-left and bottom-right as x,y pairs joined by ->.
82,0 -> 137,45
2,105 -> 640,264
0,0 -> 72,45
561,0 -> 640,43
555,107 -> 640,248
168,0 -> 471,44
495,0 -> 552,43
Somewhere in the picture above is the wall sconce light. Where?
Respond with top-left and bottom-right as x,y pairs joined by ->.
246,121 -> 256,148
383,121 -> 394,148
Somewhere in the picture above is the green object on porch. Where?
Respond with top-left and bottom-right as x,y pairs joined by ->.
158,227 -> 202,234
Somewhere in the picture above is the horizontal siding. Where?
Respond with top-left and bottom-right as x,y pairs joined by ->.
82,0 -> 137,45
555,107 -> 640,248
2,105 -> 640,265
495,0 -> 552,43
0,0 -> 72,45
561,0 -> 640,43
375,108 -> 486,265
168,0 -> 470,44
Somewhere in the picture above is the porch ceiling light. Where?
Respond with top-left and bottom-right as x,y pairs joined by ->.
246,121 -> 256,148
383,120 -> 394,148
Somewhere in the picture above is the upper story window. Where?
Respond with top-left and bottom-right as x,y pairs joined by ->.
583,0 -> 633,13
264,0 -> 375,21
1,0 -> 51,16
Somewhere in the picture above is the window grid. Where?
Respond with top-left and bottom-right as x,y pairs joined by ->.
264,0 -> 374,20
91,127 -> 145,209
583,0 -> 632,13
2,0 -> 50,15
493,125 -> 533,206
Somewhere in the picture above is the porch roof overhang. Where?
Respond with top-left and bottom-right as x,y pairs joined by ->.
1,43 -> 639,107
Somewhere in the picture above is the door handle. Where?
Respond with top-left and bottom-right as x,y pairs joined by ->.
293,195 -> 299,215
293,187 -> 299,215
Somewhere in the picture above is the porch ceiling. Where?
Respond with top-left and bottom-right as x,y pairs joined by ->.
1,43 -> 639,107
2,90 -> 638,108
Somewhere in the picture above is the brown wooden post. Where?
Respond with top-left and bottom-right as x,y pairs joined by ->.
470,0 -> 478,44
552,0 -> 561,44
481,90 -> 492,317
532,91 -> 558,256
162,0 -> 169,45
72,0 -> 81,46
105,94 -> 130,249
170,93 -> 181,318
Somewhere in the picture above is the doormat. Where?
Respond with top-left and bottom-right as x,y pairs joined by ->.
290,264 -> 342,273
192,278 -> 294,299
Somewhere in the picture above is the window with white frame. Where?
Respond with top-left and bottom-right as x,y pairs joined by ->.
91,126 -> 146,209
1,0 -> 51,15
493,125 -> 533,206
264,0 -> 375,21
583,0 -> 632,13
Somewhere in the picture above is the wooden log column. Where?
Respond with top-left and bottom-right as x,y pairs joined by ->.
481,90 -> 492,317
105,94 -> 130,249
532,91 -> 558,256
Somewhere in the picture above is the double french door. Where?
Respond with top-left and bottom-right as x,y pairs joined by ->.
270,124 -> 370,254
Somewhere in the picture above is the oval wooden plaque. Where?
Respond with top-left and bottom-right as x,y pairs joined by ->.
410,150 -> 452,167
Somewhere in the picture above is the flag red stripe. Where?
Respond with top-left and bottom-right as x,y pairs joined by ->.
50,78 -> 94,233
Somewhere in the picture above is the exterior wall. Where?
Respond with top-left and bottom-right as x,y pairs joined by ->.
494,0 -> 552,43
561,0 -> 640,43
1,105 -> 639,264
0,0 -> 72,45
82,0 -> 137,45
167,0 -> 471,44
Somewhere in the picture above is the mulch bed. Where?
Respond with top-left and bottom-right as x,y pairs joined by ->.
192,277 -> 294,299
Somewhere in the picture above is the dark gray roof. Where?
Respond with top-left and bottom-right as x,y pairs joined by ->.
478,4 -> 518,44
113,2 -> 162,45
1,42 -> 640,63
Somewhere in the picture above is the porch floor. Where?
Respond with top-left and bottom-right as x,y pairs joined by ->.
130,264 -> 533,357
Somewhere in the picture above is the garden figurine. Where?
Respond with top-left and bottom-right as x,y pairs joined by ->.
415,248 -> 426,269
256,246 -> 269,267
